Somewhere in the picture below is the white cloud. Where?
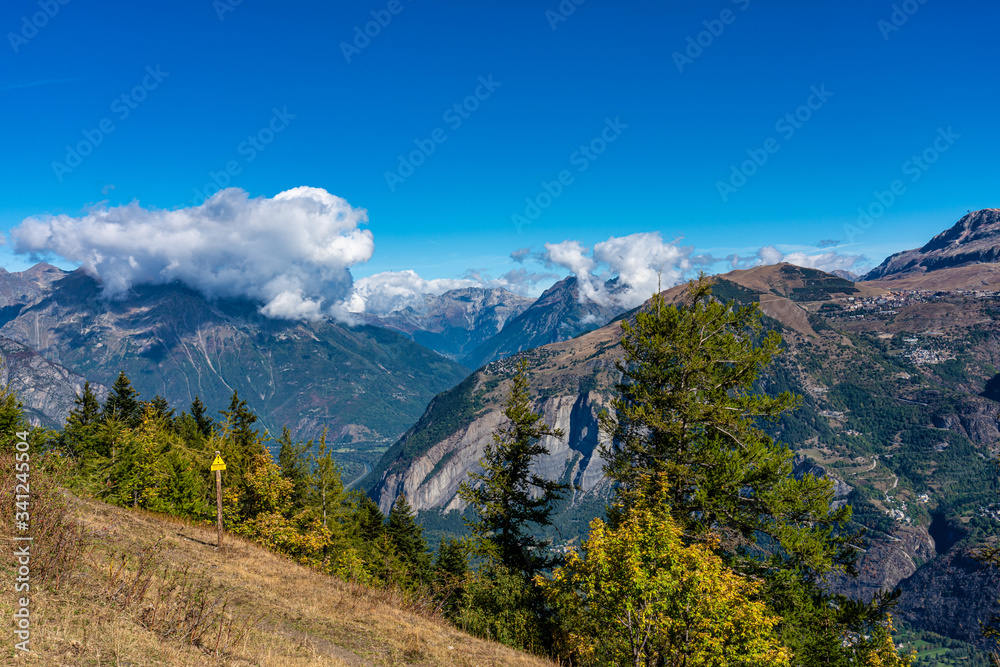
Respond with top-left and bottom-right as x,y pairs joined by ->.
757,246 -> 785,266
12,187 -> 374,321
349,270 -> 477,315
753,246 -> 866,273
349,267 -> 558,316
542,232 -> 693,309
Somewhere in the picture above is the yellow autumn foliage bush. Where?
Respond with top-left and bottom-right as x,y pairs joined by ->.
538,481 -> 791,667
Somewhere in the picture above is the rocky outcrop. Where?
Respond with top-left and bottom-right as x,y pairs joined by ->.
362,287 -> 534,362
0,336 -> 106,427
373,390 -> 611,514
865,209 -> 1000,280
932,397 -> 1000,447
894,547 -> 1000,646
832,526 -> 937,601
461,277 -> 624,369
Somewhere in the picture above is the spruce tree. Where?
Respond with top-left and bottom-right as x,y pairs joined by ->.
220,391 -> 262,455
157,448 -> 210,517
215,391 -> 270,522
385,494 -> 431,581
103,371 -> 141,428
459,358 -> 569,578
309,428 -> 344,529
146,395 -> 175,423
599,275 -> 897,663
348,491 -> 386,544
0,376 -> 28,453
434,538 -> 469,616
71,381 -> 101,426
190,395 -> 213,437
278,426 -> 310,510
103,406 -> 166,508
61,381 -> 103,458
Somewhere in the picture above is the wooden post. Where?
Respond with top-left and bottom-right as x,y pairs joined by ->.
215,450 -> 224,549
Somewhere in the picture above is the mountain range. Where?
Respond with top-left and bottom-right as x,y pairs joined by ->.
7,208 -> 1000,651
358,287 -> 534,363
0,268 -> 468,466
364,209 -> 1000,649
864,209 -> 1000,281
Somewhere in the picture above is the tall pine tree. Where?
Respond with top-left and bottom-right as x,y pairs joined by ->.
459,358 -> 569,579
190,395 -> 213,438
599,275 -> 901,664
102,371 -> 141,428
277,426 -> 310,510
61,381 -> 103,459
385,494 -> 431,582
309,428 -> 343,529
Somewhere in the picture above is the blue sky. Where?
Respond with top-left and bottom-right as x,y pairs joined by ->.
1,0 -> 997,306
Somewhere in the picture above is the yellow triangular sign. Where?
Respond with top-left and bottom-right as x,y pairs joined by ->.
210,455 -> 226,472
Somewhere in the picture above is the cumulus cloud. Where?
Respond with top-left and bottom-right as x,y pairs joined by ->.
542,232 -> 693,309
12,187 -> 374,321
494,268 -> 560,294
348,267 -> 558,316
346,270 -> 477,315
727,246 -> 868,274
510,247 -> 532,263
757,246 -> 785,266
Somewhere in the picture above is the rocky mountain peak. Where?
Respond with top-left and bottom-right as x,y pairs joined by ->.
864,208 -> 1000,281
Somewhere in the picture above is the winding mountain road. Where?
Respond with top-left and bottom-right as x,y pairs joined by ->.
346,462 -> 372,490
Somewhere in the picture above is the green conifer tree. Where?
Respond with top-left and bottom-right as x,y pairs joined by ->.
308,428 -> 344,529
348,491 -> 386,544
61,381 -> 103,459
0,374 -> 29,453
599,275 -> 899,663
152,448 -> 210,517
458,358 -> 569,578
385,494 -> 431,582
190,395 -> 213,437
278,426 -> 310,510
102,407 -> 167,508
145,395 -> 175,422
102,371 -> 141,428
220,391 -> 264,458
434,538 -> 469,616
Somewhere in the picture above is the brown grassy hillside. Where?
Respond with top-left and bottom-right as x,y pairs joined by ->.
0,461 -> 555,667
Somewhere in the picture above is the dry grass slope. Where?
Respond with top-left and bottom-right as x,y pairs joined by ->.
1,488 -> 557,667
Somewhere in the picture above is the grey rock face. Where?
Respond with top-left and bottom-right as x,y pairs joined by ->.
461,277 -> 624,369
374,390 -> 611,515
363,287 -> 534,362
0,336 -> 106,427
865,209 -> 1000,280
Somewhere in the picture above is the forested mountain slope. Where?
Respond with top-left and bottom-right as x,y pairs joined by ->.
368,253 -> 1000,649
